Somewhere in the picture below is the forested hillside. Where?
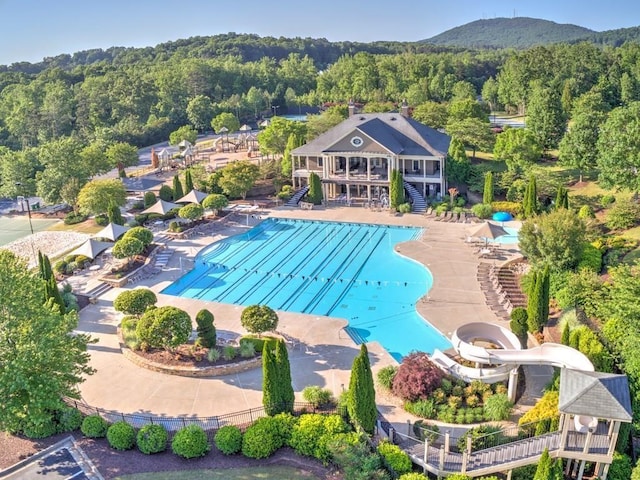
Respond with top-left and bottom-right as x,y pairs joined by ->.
423,17 -> 594,49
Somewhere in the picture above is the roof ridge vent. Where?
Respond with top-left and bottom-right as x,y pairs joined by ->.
390,116 -> 397,121
359,116 -> 366,120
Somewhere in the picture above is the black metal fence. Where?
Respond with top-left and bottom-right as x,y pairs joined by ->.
65,398 -> 346,441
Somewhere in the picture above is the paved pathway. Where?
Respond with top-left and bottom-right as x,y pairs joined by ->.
76,205 -> 549,429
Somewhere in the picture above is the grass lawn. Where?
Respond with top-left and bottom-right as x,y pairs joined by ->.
47,218 -> 102,234
114,466 -> 320,480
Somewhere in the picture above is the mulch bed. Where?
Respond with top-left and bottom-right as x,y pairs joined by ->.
133,343 -> 252,368
0,433 -> 341,480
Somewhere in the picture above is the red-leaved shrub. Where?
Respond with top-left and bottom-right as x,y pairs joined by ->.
391,352 -> 445,402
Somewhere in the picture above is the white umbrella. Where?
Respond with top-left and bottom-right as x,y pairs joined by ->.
142,199 -> 181,215
468,222 -> 509,245
69,239 -> 113,260
95,222 -> 130,241
176,189 -> 208,204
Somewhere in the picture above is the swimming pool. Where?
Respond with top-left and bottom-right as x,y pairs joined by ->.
162,218 -> 451,360
491,226 -> 520,245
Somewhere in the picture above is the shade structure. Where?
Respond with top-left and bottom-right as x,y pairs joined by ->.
468,222 -> 509,242
239,124 -> 252,132
178,139 -> 192,149
69,239 -> 113,260
95,222 -> 130,241
176,189 -> 208,204
141,199 -> 181,215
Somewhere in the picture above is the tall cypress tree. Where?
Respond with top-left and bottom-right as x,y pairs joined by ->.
523,175 -> 538,218
540,265 -> 550,327
173,174 -> 184,200
262,342 -> 279,416
39,252 -> 65,314
184,169 -> 194,192
555,186 -> 569,210
526,270 -> 541,333
307,172 -> 323,205
390,169 -> 404,208
534,448 -> 552,480
275,339 -> 294,414
347,344 -> 377,434
483,171 -> 494,205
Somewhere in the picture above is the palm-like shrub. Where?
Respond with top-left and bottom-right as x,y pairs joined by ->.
81,414 -> 108,438
171,424 -> 210,459
214,425 -> 243,455
376,365 -> 397,390
483,393 -> 513,421
107,421 -> 136,450
392,352 -> 445,401
136,424 -> 168,454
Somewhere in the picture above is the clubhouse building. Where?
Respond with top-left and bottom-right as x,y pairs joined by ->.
290,104 -> 451,209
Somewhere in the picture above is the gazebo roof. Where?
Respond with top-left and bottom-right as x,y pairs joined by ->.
559,369 -> 632,422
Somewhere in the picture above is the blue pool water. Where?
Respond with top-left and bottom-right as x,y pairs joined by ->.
162,218 -> 451,360
492,226 -> 520,245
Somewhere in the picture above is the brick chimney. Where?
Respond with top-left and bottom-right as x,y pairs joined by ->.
348,99 -> 356,117
400,99 -> 410,118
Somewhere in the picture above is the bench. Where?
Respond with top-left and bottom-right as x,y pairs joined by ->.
299,202 -> 314,210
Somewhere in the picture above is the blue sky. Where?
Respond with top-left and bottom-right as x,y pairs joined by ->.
1,0 -> 639,65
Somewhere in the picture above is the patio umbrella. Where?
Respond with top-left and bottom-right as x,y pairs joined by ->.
468,222 -> 509,245
176,189 -> 208,204
69,239 -> 113,260
95,222 -> 130,241
142,199 -> 181,215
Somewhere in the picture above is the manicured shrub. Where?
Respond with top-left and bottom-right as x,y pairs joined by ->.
171,424 -> 210,459
471,203 -> 493,219
242,416 -> 286,459
56,407 -> 83,433
123,226 -> 154,247
483,393 -> 513,421
391,352 -> 445,402
398,202 -> 412,213
239,335 -> 278,353
136,306 -> 191,350
577,243 -> 603,273
53,260 -> 68,276
107,421 -> 136,451
136,424 -> 168,454
289,413 -> 350,462
601,194 -> 616,208
64,212 -> 88,225
143,191 -> 157,208
240,305 -> 279,335
400,474 -> 431,480
490,201 -> 522,216
606,198 -> 640,230
578,205 -> 594,219
519,390 -> 559,429
376,365 -> 397,390
114,288 -> 157,316
81,414 -> 108,438
377,440 -> 412,475
214,425 -> 243,455
302,386 -> 334,407
195,308 -> 216,347
94,213 -> 109,226
238,340 -> 256,358
159,184 -> 173,201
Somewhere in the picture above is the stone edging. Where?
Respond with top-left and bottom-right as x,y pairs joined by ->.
117,328 -> 262,377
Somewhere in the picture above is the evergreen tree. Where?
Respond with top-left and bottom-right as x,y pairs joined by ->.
172,174 -> 184,200
483,171 -> 494,205
526,270 -> 541,333
541,265 -> 550,326
46,275 -> 66,314
38,251 -> 53,280
262,342 -> 279,416
347,344 -> 377,434
307,172 -> 323,205
555,185 -> 569,209
527,83 -> 566,153
107,201 -> 125,226
522,175 -> 538,218
195,309 -> 216,348
533,448 -> 552,480
561,322 -> 571,345
390,169 -> 404,208
550,458 -> 564,480
275,339 -> 294,414
184,169 -> 194,192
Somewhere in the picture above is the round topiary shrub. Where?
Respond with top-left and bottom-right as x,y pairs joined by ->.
81,414 -> 108,438
123,226 -> 154,247
56,407 -> 84,433
136,424 -> 168,454
136,306 -> 191,349
22,418 -> 58,439
240,305 -> 279,336
242,416 -> 286,459
114,288 -> 157,316
214,425 -> 243,455
107,421 -> 136,451
171,424 -> 210,459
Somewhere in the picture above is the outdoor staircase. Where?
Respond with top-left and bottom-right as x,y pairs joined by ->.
285,185 -> 309,207
403,181 -> 427,213
85,282 -> 112,300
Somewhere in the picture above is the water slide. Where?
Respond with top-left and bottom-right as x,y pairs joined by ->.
431,322 -> 594,384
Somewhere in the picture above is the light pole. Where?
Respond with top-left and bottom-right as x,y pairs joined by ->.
15,182 -> 34,235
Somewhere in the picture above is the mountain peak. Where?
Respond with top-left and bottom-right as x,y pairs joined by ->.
422,17 -> 595,49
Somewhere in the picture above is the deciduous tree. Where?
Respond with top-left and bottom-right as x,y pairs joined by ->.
211,112 -> 240,135
202,194 -> 228,216
178,202 -> 204,223
446,137 -> 470,186
0,250 -> 94,436
527,84 -> 566,152
106,142 -> 139,176
493,128 -> 541,174
169,125 -> 197,146
77,179 -> 126,216
218,160 -> 260,200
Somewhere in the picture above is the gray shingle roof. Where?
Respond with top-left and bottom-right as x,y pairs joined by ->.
292,113 -> 450,157
559,369 -> 632,422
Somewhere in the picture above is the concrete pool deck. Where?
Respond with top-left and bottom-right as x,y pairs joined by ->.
76,205 -> 532,427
